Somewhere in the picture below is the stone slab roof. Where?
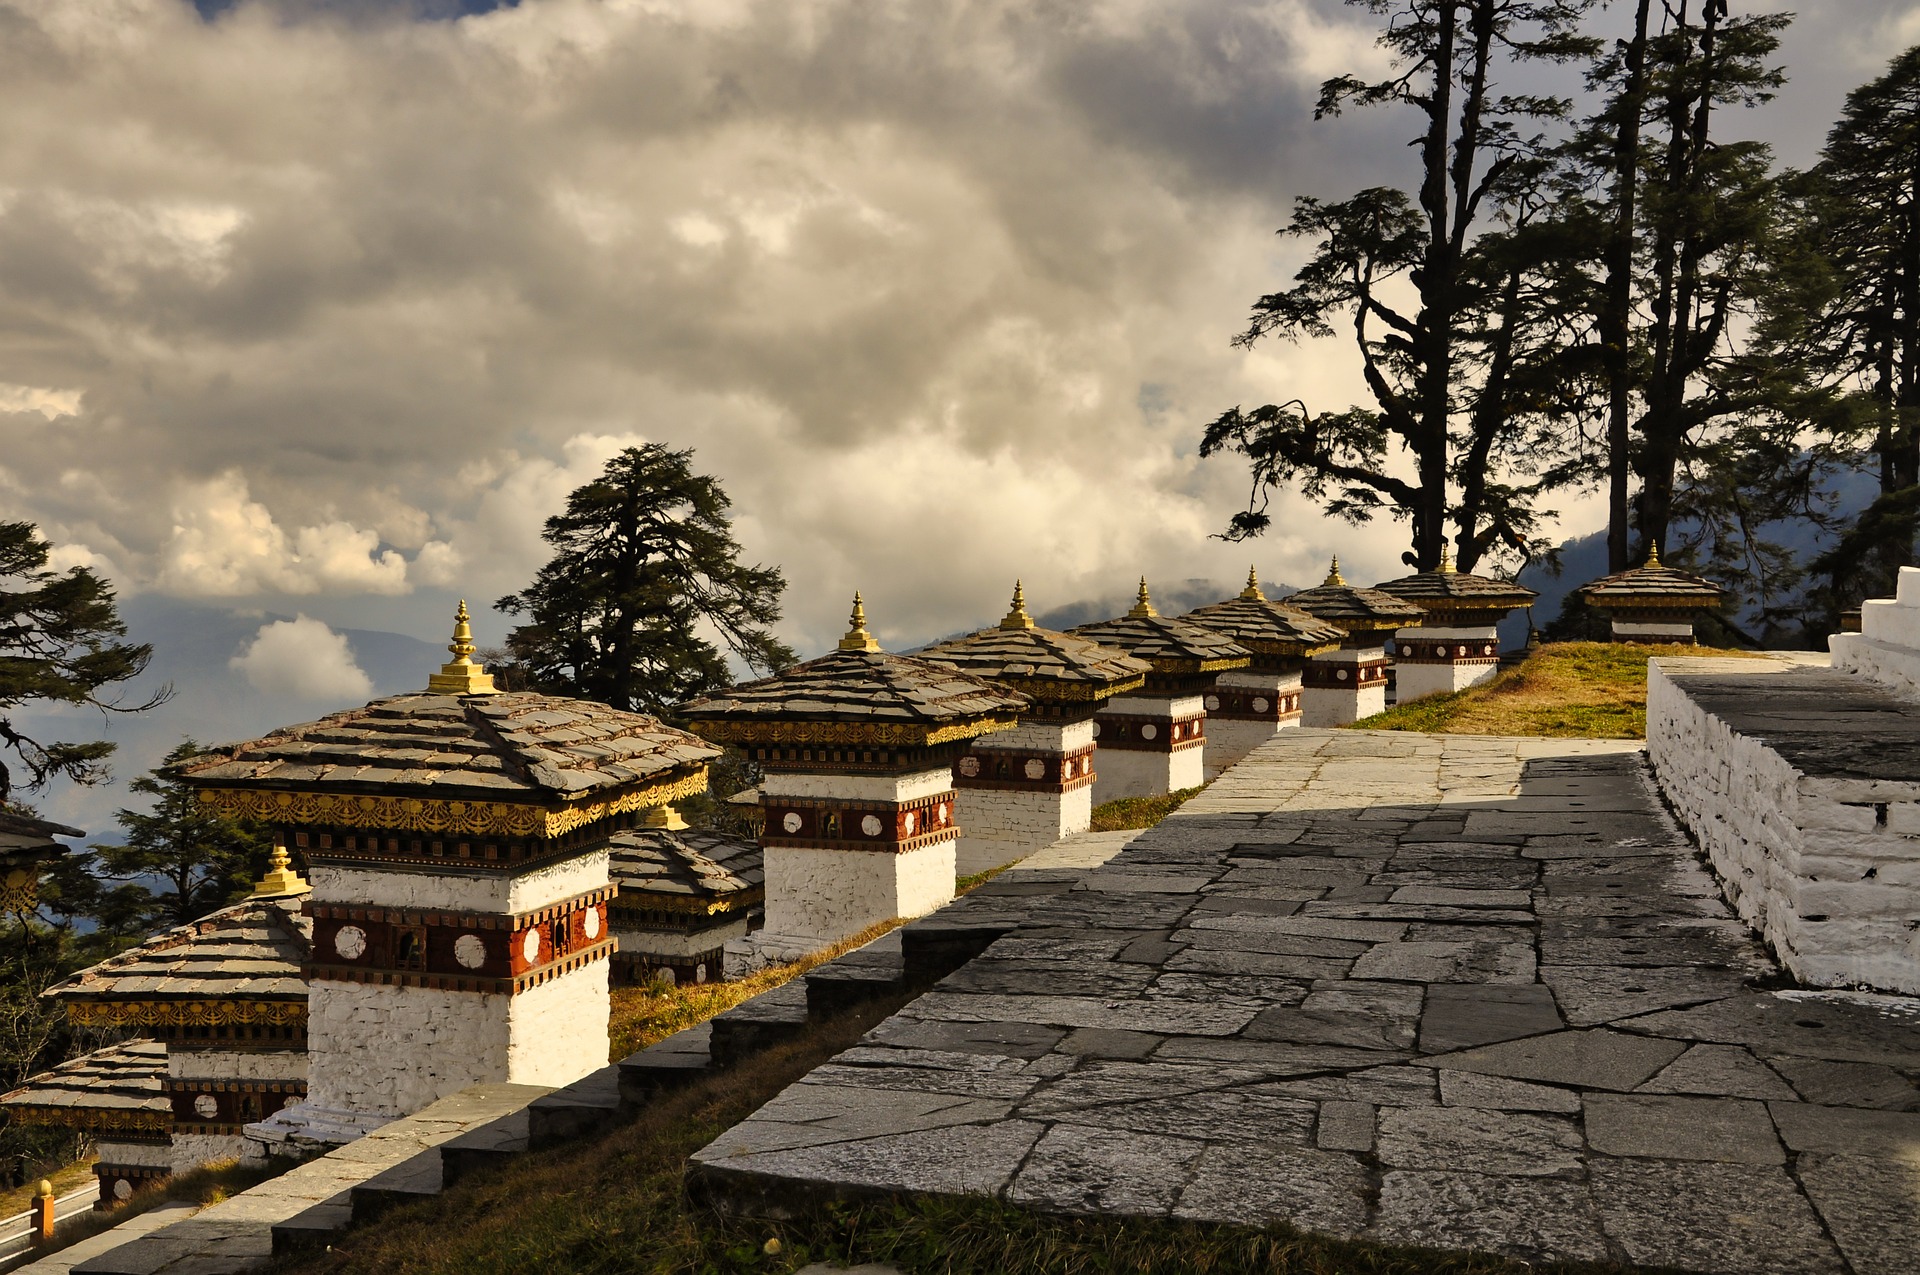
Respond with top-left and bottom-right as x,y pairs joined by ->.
1581,560 -> 1725,608
918,627 -> 1150,699
1181,597 -> 1347,651
46,897 -> 311,1004
0,1040 -> 169,1131
1067,614 -> 1251,671
1375,567 -> 1537,613
609,828 -> 763,906
1282,580 -> 1426,627
0,809 -> 81,865
172,692 -> 719,804
679,649 -> 1029,741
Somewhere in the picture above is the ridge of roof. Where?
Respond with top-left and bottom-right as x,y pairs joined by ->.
678,647 -> 1029,727
46,895 -> 310,1003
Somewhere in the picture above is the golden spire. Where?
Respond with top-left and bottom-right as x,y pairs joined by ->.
1645,540 -> 1663,568
427,600 -> 499,695
1439,545 -> 1456,575
1239,567 -> 1264,602
251,836 -> 310,899
1323,556 -> 1346,587
1127,577 -> 1158,618
1000,580 -> 1035,631
838,592 -> 882,652
639,803 -> 689,831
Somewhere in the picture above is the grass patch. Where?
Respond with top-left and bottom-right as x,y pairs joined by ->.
18,1157 -> 283,1263
1351,641 -> 1766,739
261,992 -> 1642,1275
1090,784 -> 1207,831
0,1152 -> 96,1219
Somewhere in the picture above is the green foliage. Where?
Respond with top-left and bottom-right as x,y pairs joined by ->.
42,740 -> 272,939
1089,785 -> 1206,832
496,445 -> 796,716
0,521 -> 164,804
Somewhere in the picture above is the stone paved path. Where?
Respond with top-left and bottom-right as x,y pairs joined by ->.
693,731 -> 1920,1273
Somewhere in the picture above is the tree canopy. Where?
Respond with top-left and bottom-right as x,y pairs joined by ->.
496,445 -> 796,715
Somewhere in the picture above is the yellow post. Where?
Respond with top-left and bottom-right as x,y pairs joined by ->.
30,1178 -> 55,1241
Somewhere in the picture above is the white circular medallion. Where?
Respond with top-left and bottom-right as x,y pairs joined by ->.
1336,669 -> 1350,682
114,1179 -> 133,1201
958,756 -> 981,778
1024,759 -> 1046,780
861,814 -> 883,837
1456,645 -> 1469,658
1252,697 -> 1270,713
582,907 -> 601,939
522,930 -> 541,964
1140,723 -> 1158,740
903,811 -> 917,836
936,803 -> 950,825
1205,695 -> 1220,711
782,812 -> 803,834
454,934 -> 487,969
333,925 -> 367,960
193,1094 -> 219,1119
1091,721 -> 1102,738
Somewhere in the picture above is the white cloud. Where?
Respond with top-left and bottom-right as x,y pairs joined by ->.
229,614 -> 374,702
155,471 -> 412,597
0,383 -> 83,419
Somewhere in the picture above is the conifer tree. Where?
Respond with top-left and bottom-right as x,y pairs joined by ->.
497,445 -> 796,715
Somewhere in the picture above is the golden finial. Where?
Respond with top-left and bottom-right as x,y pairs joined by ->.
1127,577 -> 1158,618
1645,540 -> 1663,568
639,803 -> 689,830
1323,556 -> 1346,587
1000,580 -> 1035,631
838,592 -> 882,652
1438,545 -> 1456,575
427,599 -> 499,695
251,836 -> 310,899
1239,567 -> 1264,602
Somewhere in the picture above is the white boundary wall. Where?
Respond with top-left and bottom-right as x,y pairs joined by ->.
1647,661 -> 1920,994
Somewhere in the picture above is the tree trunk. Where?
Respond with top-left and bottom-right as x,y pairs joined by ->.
1603,0 -> 1653,571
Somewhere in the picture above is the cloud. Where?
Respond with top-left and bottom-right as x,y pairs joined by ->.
229,614 -> 374,701
155,471 -> 411,596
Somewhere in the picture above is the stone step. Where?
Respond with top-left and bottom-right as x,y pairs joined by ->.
804,931 -> 905,1017
708,980 -> 810,1068
616,1021 -> 713,1109
347,1153 -> 444,1224
439,1107 -> 533,1186
526,1065 -> 625,1152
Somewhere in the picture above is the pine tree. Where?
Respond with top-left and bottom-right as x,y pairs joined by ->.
496,445 -> 796,715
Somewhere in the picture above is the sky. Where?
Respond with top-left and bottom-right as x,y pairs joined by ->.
5,0 -> 1920,828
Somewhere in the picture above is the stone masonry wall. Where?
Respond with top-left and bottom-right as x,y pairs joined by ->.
955,785 -> 1094,876
504,960 -> 610,1089
307,982 -> 512,1118
760,841 -> 955,944
1647,661 -> 1920,993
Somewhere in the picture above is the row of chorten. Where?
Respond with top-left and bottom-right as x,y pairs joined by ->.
0,546 -> 1720,1209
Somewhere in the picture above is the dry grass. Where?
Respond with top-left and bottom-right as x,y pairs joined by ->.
1089,784 -> 1207,831
1352,641 -> 1766,739
15,1157 -> 283,1263
607,917 -> 903,1061
0,1151 -> 96,1218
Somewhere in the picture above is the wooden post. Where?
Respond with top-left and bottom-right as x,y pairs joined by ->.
29,1178 -> 55,1242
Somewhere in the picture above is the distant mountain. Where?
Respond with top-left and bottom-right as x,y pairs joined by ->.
1034,577 -> 1305,631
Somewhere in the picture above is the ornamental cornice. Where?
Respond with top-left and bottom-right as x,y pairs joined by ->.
63,1000 -> 308,1030
192,767 -> 708,840
5,1105 -> 171,1135
690,715 -> 1019,750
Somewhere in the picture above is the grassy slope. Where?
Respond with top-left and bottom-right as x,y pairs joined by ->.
1352,641 -> 1764,739
1089,784 -> 1207,831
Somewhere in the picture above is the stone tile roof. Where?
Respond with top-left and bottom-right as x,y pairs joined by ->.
0,1040 -> 170,1132
1182,573 -> 1347,652
1374,564 -> 1537,614
0,809 -> 81,864
46,897 -> 311,1005
919,615 -> 1150,702
609,828 -> 763,908
679,650 -> 1029,739
1580,554 -> 1725,609
1067,582 -> 1252,674
1283,558 -> 1425,629
172,692 -> 720,803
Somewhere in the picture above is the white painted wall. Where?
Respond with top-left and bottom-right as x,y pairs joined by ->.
955,785 -> 1093,876
1648,661 -> 1920,994
1092,744 -> 1205,803
760,842 -> 954,944
761,770 -> 954,802
95,1139 -> 170,1169
505,962 -> 610,1089
1301,684 -> 1387,728
614,917 -> 751,959
170,1132 -> 257,1173
1103,693 -> 1205,719
310,851 -> 608,915
167,1048 -> 307,1083
1394,660 -> 1500,703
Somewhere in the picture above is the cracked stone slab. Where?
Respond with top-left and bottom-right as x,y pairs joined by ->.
1371,1171 -> 1610,1263
1418,982 -> 1563,1054
1584,1093 -> 1784,1163
1796,1152 -> 1920,1275
1634,1044 -> 1798,1101
1588,1158 -> 1845,1273
1351,940 -> 1537,983
1007,1122 -> 1202,1216
1621,993 -> 1920,1067
1764,1055 -> 1920,1110
1425,1029 -> 1687,1091
1174,1144 -> 1370,1236
695,1084 -> 1017,1156
1540,963 -> 1755,1026
1043,1086 -> 1319,1145
906,991 -> 1259,1036
1315,1100 -> 1375,1151
1374,1106 -> 1584,1176
1767,1101 -> 1920,1158
694,1119 -> 1045,1200
1438,1071 -> 1581,1113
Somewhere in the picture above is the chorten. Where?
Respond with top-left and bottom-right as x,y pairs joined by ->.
1070,580 -> 1251,801
1376,549 -> 1536,701
1578,543 -> 1725,644
1283,557 -> 1425,726
0,809 -> 80,915
1182,569 -> 1346,773
679,594 -> 1027,972
172,602 -> 718,1150
0,1043 -> 170,1209
920,583 -> 1150,873
607,820 -> 762,986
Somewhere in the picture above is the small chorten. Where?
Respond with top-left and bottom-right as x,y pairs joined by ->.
680,594 -> 1028,972
1182,568 -> 1347,771
1577,542 -> 1725,645
1284,556 -> 1425,726
1375,546 -> 1536,702
920,582 -> 1151,873
426,601 -> 498,695
250,838 -> 310,899
1070,579 -> 1252,802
